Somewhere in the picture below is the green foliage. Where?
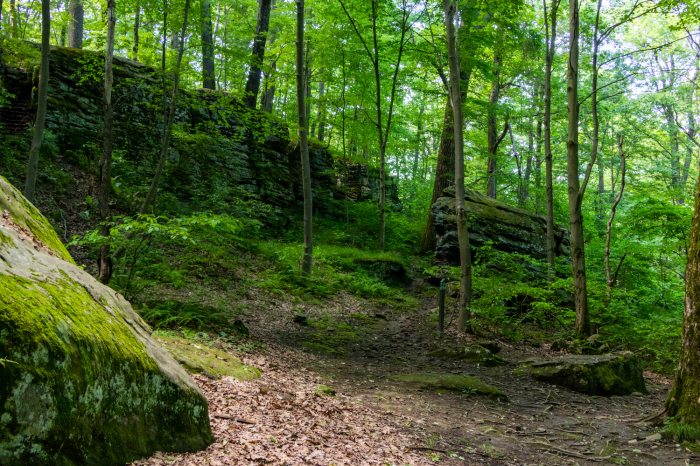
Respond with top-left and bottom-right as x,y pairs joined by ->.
139,301 -> 228,330
664,421 -> 700,443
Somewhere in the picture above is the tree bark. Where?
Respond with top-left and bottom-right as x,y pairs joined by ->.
201,0 -> 216,89
567,0 -> 591,337
443,0 -> 472,332
24,0 -> 50,205
133,6 -> 140,60
9,0 -> 19,39
316,81 -> 325,142
243,0 -> 272,108
67,0 -> 83,49
413,106 -> 426,179
98,0 -> 116,284
543,0 -> 559,281
296,0 -> 313,276
486,52 -> 502,199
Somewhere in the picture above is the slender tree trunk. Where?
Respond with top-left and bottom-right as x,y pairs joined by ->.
98,0 -> 116,283
341,49 -> 349,227
132,6 -> 140,60
567,0 -> 591,337
243,0 -> 272,108
9,0 -> 19,39
486,53 -> 502,199
443,0 -> 472,332
261,63 -> 277,113
24,0 -> 50,205
201,0 -> 216,89
67,0 -> 83,49
138,0 -> 190,216
413,106 -> 425,179
316,81 -> 325,142
605,134 -> 627,299
543,0 -> 559,280
296,0 -> 313,275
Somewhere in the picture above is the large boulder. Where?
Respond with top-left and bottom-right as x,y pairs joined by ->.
432,186 -> 571,265
514,352 -> 648,396
0,176 -> 213,465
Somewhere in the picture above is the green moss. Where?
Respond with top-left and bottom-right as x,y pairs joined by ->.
388,373 -> 508,400
665,422 -> 700,443
0,273 -> 213,465
302,342 -> 343,355
157,336 -> 260,380
314,385 -> 336,397
0,176 -> 75,264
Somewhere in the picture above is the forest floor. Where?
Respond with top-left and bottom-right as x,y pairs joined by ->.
128,278 -> 695,466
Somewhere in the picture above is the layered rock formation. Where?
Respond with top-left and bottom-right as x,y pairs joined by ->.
432,186 -> 571,265
0,176 -> 213,465
0,44 -> 398,219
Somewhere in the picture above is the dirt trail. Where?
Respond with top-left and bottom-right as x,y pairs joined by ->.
244,282 -> 688,466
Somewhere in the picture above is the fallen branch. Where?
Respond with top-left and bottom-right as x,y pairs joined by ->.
214,414 -> 255,425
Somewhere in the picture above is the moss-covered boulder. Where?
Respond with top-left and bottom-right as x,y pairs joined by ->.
389,373 -> 507,400
428,344 -> 507,366
0,177 -> 213,465
514,352 -> 648,396
432,185 -> 570,265
157,336 -> 260,380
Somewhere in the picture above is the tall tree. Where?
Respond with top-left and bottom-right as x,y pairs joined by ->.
296,0 -> 313,275
67,0 -> 83,49
486,52 -> 508,199
98,0 -> 117,283
339,0 -> 411,251
201,0 -> 216,89
132,6 -> 140,60
605,134 -> 627,299
566,0 -> 592,337
243,0 -> 273,108
443,0 -> 472,332
316,81 -> 325,142
543,0 -> 560,280
23,0 -> 50,204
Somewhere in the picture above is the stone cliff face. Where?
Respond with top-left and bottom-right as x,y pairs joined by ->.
0,45 -> 398,220
432,186 -> 571,265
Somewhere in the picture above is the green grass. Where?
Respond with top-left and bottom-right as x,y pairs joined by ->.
664,422 -> 700,443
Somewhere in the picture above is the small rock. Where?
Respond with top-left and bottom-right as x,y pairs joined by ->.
472,341 -> 502,354
642,433 -> 662,443
233,319 -> 249,336
628,439 -> 638,444
631,392 -> 644,397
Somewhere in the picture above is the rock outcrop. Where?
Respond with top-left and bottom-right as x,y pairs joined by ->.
0,176 -> 213,465
514,352 -> 648,396
432,186 -> 570,265
0,44 -> 398,221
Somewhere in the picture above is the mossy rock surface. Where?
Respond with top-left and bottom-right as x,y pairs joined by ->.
314,385 -> 336,397
428,344 -> 507,366
515,352 -> 648,396
157,336 -> 260,380
0,178 -> 213,465
389,373 -> 507,400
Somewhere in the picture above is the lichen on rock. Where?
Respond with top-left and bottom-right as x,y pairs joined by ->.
0,176 -> 213,465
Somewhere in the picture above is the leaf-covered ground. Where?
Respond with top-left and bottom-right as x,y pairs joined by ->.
131,281 -> 694,466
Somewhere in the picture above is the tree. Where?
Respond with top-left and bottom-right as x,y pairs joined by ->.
243,0 -> 273,108
133,6 -> 140,60
97,0 -> 117,283
23,0 -> 50,205
67,0 -> 83,49
443,0 -> 472,332
202,0 -> 216,89
605,134 -> 627,299
339,0 -> 411,251
296,0 -> 313,276
543,0 -> 560,279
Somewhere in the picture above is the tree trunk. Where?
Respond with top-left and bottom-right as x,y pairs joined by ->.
486,53 -> 502,199
420,101 -> 455,253
24,0 -> 50,205
316,81 -> 325,142
133,6 -> 140,60
261,64 -> 277,113
9,0 -> 19,39
138,0 -> 190,216
243,0 -> 272,109
413,106 -> 425,179
67,0 -> 83,49
98,0 -> 116,284
201,0 -> 216,89
543,0 -> 559,280
443,0 -> 472,332
605,135 -> 627,298
666,163 -> 700,426
566,0 -> 590,337
296,0 -> 313,276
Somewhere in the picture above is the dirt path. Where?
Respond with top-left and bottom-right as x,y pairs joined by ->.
135,282 -> 689,465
